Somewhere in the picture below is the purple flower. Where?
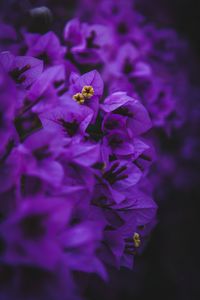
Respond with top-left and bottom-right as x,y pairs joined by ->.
113,187 -> 157,227
102,129 -> 135,160
58,218 -> 106,278
93,160 -> 142,205
18,129 -> 64,187
101,92 -> 152,135
64,19 -> 113,64
70,70 -> 104,119
94,186 -> 157,268
60,160 -> 95,201
40,100 -> 94,140
24,65 -> 66,114
0,51 -> 43,88
107,43 -> 151,79
64,18 -> 86,53
61,140 -> 100,167
102,130 -> 151,165
24,31 -> 66,66
102,113 -> 127,133
0,195 -> 106,299
0,197 -> 69,270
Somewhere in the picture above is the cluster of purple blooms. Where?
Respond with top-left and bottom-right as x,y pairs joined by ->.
0,0 -> 193,299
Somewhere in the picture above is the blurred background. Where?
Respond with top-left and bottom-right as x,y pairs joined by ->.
0,1 -> 200,299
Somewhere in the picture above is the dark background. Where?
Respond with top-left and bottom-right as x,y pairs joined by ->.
138,0 -> 200,59
0,1 -> 200,299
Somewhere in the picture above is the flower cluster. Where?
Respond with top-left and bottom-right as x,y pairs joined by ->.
0,0 -> 193,299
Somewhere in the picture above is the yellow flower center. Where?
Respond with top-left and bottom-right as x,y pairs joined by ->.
133,232 -> 141,248
81,85 -> 94,99
73,93 -> 85,104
